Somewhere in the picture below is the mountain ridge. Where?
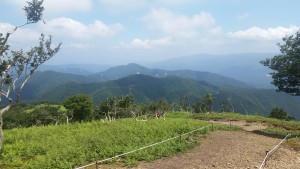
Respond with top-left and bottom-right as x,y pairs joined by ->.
23,74 -> 300,120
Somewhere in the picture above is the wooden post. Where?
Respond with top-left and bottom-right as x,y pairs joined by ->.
96,162 -> 99,169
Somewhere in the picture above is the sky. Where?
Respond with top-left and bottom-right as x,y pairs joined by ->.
0,0 -> 299,65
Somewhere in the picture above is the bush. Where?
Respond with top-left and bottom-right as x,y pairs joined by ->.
269,107 -> 294,121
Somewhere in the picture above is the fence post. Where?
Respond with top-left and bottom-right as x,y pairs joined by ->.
95,161 -> 99,169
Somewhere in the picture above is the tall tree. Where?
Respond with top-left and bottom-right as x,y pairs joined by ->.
63,94 -> 93,122
261,30 -> 300,96
0,0 -> 61,152
179,92 -> 192,112
193,92 -> 215,113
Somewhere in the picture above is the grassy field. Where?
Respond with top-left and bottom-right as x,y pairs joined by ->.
2,111 -> 298,169
1,117 -> 237,169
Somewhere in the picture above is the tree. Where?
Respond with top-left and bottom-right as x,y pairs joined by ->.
261,30 -> 300,96
30,105 -> 62,126
63,94 -> 93,122
179,92 -> 192,112
98,94 -> 135,120
220,100 -> 231,113
268,107 -> 294,120
0,0 -> 61,152
193,92 -> 215,113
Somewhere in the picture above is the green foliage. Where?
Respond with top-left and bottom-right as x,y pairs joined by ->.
192,91 -> 215,113
29,74 -> 300,120
166,111 -> 191,119
98,94 -> 134,118
0,0 -> 61,153
29,105 -> 62,126
179,93 -> 192,112
1,118 -> 212,168
24,0 -> 44,23
148,98 -> 170,112
63,94 -> 93,122
268,107 -> 294,120
3,103 -> 68,129
261,30 -> 300,96
220,100 -> 231,113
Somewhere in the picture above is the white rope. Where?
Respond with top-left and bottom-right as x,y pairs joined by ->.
259,133 -> 291,169
75,125 -> 211,169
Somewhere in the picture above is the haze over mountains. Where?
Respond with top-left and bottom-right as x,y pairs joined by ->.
17,53 -> 300,120
149,53 -> 274,88
41,53 -> 274,88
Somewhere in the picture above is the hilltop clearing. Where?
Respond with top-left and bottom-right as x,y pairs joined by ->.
98,114 -> 300,169
2,112 -> 300,168
98,130 -> 299,169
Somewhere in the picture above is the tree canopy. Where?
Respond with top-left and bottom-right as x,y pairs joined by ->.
63,94 -> 93,122
261,30 -> 300,96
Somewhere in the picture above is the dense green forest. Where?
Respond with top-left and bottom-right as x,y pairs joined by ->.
2,64 -> 300,129
17,73 -> 300,119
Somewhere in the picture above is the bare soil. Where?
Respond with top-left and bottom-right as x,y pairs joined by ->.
96,120 -> 300,169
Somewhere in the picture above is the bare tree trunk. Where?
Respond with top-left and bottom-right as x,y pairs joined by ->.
0,113 -> 3,153
0,103 -> 13,153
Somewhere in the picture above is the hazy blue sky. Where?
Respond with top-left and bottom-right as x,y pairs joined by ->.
0,0 -> 299,65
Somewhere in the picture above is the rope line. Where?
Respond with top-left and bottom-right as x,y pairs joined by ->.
75,124 -> 211,169
259,133 -> 291,169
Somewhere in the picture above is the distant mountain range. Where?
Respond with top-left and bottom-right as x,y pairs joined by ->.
148,53 -> 275,89
17,63 -> 300,120
88,63 -> 250,88
40,53 -> 275,89
38,64 -> 112,76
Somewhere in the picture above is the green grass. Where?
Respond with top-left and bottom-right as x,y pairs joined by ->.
166,111 -> 192,119
1,118 -> 215,169
24,104 -> 67,113
3,111 -> 295,169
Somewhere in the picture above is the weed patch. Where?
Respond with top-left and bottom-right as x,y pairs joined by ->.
1,118 -> 210,168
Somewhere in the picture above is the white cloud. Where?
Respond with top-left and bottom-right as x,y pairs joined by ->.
0,23 -> 15,33
228,26 -> 299,40
69,43 -> 96,49
41,17 -> 124,39
143,8 -> 216,38
119,37 -> 173,49
0,22 -> 40,48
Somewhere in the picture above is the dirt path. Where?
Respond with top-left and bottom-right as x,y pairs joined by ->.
208,120 -> 268,131
136,131 -> 283,169
98,121 -> 300,169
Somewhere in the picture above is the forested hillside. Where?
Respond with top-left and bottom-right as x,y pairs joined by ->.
21,74 -> 300,119
89,63 -> 250,88
19,63 -> 249,101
